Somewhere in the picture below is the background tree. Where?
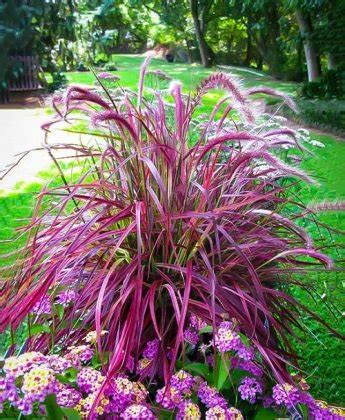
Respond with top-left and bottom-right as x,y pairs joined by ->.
288,0 -> 345,81
189,0 -> 214,67
295,8 -> 320,81
0,0 -> 44,87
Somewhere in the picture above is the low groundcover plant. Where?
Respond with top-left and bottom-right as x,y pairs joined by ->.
0,57 -> 343,418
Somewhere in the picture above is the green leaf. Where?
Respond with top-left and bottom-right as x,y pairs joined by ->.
184,363 -> 211,381
239,332 -> 251,346
253,407 -> 278,419
61,408 -> 82,420
55,373 -> 74,385
215,354 -> 230,390
299,403 -> 309,419
56,304 -> 64,320
44,394 -> 64,420
152,406 -> 174,419
29,324 -> 51,336
199,326 -> 213,334
229,368 -> 249,386
56,367 -> 78,384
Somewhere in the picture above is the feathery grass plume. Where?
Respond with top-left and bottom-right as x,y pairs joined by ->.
307,201 -> 345,212
0,62 -> 339,391
245,86 -> 298,113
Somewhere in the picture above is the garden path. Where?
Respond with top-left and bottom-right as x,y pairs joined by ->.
0,105 -> 74,191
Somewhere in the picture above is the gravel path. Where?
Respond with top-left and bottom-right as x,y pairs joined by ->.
0,107 -> 48,190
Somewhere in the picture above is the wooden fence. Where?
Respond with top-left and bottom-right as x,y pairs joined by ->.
8,55 -> 42,91
0,56 -> 43,104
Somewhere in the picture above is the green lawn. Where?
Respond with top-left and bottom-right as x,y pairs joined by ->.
65,54 -> 297,96
289,132 -> 344,404
2,55 -> 344,404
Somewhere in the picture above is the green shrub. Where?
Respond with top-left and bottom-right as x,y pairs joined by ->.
102,62 -> 118,71
75,62 -> 88,72
301,70 -> 345,99
276,99 -> 345,134
47,72 -> 67,93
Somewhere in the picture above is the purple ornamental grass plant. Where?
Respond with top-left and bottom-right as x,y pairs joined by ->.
0,57 -> 339,389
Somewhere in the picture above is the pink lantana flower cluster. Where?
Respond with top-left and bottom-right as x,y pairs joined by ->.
0,353 -> 58,415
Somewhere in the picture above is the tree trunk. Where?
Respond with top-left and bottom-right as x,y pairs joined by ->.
297,38 -> 303,77
245,25 -> 252,66
190,0 -> 213,68
295,9 -> 320,81
327,53 -> 336,70
256,55 -> 263,70
186,39 -> 193,63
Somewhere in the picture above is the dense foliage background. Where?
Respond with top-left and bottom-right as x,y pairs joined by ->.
1,0 -> 345,84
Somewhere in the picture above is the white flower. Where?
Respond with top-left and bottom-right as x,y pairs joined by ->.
309,139 -> 325,148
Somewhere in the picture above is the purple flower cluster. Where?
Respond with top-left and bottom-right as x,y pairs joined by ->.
56,384 -> 82,408
75,375 -> 149,417
205,405 -> 243,419
197,381 -> 227,408
121,404 -> 156,419
56,290 -> 77,306
177,400 -> 201,419
77,367 -> 104,393
0,352 -> 80,416
0,351 -> 154,418
66,345 -> 94,365
107,376 -> 148,414
143,339 -> 160,360
31,295 -> 51,315
3,352 -> 46,378
184,313 -> 208,347
307,399 -> 343,419
155,370 -> 196,411
75,393 -> 110,419
171,370 -> 195,394
184,328 -> 199,346
231,356 -> 263,377
156,386 -> 181,409
238,377 -> 263,404
215,321 -> 242,353
190,314 -> 208,331
22,365 -> 58,399
272,383 -> 301,408
137,338 -> 160,374
272,386 -> 342,419
1,363 -> 58,416
47,355 -> 72,373
0,376 -> 18,412
237,345 -> 254,361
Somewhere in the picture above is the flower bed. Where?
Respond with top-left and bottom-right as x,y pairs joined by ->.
1,320 -> 344,418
